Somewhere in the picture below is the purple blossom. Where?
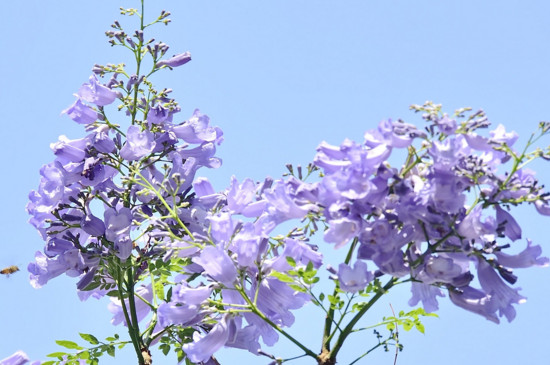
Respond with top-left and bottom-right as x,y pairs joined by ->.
457,205 -> 496,241
266,238 -> 323,272
477,259 -> 526,322
495,206 -> 521,241
158,284 -> 211,327
254,277 -> 309,328
227,176 -> 266,217
104,207 -> 133,242
193,245 -> 237,286
172,109 -> 221,144
408,282 -> 445,312
495,239 -> 549,268
92,129 -> 115,153
448,286 -> 499,323
0,351 -> 36,365
28,250 -> 85,288
181,314 -> 231,364
77,75 -> 118,106
50,135 -> 89,163
324,217 -> 362,248
80,212 -> 106,236
61,98 -> 99,124
338,260 -> 373,293
147,102 -> 176,125
230,222 -> 263,267
108,284 -> 153,326
119,125 -> 156,161
156,51 -> 192,68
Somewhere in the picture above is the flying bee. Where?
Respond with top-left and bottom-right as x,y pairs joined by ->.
0,265 -> 20,276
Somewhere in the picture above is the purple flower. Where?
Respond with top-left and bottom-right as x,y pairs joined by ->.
193,245 -> 237,286
61,98 -> 99,124
114,235 -> 133,260
490,124 -> 518,146
158,284 -> 211,327
193,177 -> 225,209
181,314 -> 231,364
254,277 -> 309,328
477,259 -> 526,322
227,176 -> 266,217
267,238 -> 323,272
495,239 -> 549,268
108,284 -> 153,326
448,286 -> 499,323
119,125 -> 156,161
80,212 -> 106,236
28,250 -> 84,288
495,206 -> 521,241
0,350 -> 30,365
50,135 -> 90,163
156,51 -> 192,68
92,129 -> 115,153
457,205 -> 496,241
230,222 -> 263,268
77,75 -> 118,106
338,260 -> 373,293
408,282 -> 445,312
146,103 -> 174,125
324,217 -> 362,248
104,207 -> 133,242
172,109 -> 220,144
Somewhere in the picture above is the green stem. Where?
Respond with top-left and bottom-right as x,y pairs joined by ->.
328,277 -> 397,363
116,265 -> 144,364
126,265 -> 147,364
237,285 -> 318,360
321,238 -> 358,352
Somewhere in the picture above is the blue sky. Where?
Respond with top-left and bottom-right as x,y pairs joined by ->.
1,1 -> 550,364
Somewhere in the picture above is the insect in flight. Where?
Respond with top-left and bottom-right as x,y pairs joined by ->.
0,265 -> 20,276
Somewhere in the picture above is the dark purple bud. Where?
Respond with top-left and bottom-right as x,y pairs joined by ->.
126,37 -> 136,48
135,30 -> 144,43
92,64 -> 104,74
127,74 -> 138,91
106,73 -> 119,89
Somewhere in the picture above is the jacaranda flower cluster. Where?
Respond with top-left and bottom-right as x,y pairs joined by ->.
22,3 -> 550,365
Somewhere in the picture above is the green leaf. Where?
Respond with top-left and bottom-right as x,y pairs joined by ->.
55,340 -> 83,350
415,322 -> 425,334
154,280 -> 165,301
402,319 -> 413,331
78,351 -> 90,360
82,281 -> 101,291
285,256 -> 297,267
79,333 -> 99,345
46,352 -> 67,358
105,337 -> 116,342
319,293 -> 325,302
160,343 -> 171,355
270,270 -> 294,283
41,362 -> 56,365
290,284 -> 306,292
106,345 -> 115,357
106,290 -> 121,297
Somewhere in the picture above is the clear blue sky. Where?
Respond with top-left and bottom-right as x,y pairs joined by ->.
1,1 -> 550,364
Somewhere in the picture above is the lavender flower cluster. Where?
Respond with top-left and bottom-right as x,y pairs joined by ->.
24,5 -> 550,364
